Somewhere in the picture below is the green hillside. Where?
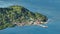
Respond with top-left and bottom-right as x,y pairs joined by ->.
0,5 -> 48,30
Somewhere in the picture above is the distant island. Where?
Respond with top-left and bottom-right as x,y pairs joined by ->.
0,5 -> 48,30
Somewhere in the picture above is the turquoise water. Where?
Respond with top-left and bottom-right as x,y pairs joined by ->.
0,0 -> 60,34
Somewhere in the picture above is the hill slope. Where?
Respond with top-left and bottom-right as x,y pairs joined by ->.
0,5 -> 48,30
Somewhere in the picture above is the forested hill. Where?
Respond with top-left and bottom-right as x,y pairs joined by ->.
0,5 -> 48,30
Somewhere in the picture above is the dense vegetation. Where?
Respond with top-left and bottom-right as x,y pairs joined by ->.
0,5 -> 48,30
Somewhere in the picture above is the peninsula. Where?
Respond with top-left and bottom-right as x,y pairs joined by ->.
0,5 -> 48,30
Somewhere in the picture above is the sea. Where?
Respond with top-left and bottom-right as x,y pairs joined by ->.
0,0 -> 60,34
